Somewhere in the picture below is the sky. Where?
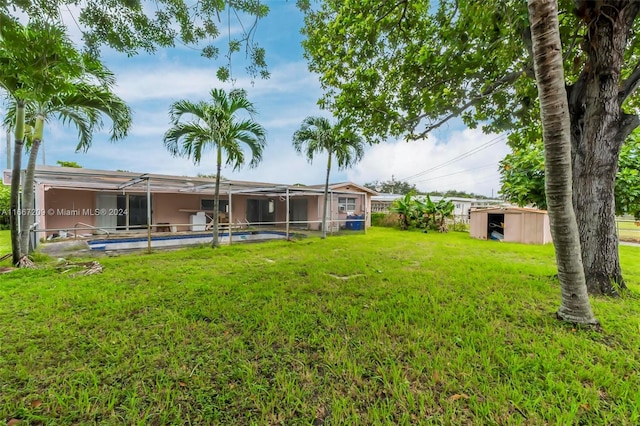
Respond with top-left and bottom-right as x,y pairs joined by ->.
1,1 -> 509,197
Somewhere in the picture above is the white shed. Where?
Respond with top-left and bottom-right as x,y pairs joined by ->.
470,207 -> 552,245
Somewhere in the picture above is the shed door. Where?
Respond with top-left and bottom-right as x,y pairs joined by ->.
504,214 -> 522,243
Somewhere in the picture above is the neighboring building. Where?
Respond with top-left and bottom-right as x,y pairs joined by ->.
371,193 -> 502,223
469,206 -> 552,244
3,167 -> 377,241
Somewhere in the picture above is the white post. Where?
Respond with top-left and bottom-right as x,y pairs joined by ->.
286,188 -> 290,240
329,190 -> 333,235
363,192 -> 367,234
6,127 -> 10,169
146,178 -> 151,253
228,183 -> 233,246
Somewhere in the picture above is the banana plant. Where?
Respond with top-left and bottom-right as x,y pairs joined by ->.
390,193 -> 415,230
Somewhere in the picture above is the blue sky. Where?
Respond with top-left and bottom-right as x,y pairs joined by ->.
3,1 -> 509,196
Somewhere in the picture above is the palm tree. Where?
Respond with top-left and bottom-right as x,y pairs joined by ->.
164,88 -> 266,248
292,117 -> 365,239
0,18 -> 101,265
4,80 -> 132,257
528,0 -> 597,324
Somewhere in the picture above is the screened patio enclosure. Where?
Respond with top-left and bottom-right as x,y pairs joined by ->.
3,166 -> 376,244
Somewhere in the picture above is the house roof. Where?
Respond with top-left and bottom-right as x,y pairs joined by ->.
2,166 -> 375,197
284,181 -> 378,195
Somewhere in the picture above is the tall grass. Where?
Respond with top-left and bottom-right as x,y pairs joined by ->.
0,228 -> 639,424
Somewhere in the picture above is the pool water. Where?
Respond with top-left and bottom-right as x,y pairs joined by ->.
88,231 -> 289,251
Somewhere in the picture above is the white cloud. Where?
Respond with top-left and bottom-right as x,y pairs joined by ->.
112,60 -> 318,103
348,129 -> 509,197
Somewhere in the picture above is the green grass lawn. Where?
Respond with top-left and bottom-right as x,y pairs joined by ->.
1,228 -> 639,424
617,219 -> 640,242
0,229 -> 10,267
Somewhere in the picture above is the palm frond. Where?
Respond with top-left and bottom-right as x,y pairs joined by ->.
165,88 -> 266,171
164,122 -> 214,164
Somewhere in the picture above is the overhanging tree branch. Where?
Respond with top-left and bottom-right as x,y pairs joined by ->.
619,62 -> 640,104
407,70 -> 525,139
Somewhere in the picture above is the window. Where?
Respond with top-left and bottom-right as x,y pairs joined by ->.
200,199 -> 228,212
338,197 -> 357,212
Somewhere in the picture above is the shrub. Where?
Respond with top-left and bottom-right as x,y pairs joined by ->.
451,221 -> 470,232
371,212 -> 399,228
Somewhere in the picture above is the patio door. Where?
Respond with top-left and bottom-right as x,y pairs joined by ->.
96,193 -> 117,231
246,199 -> 275,225
118,194 -> 150,229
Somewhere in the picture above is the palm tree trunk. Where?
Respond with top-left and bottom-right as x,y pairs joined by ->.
528,0 -> 597,325
10,100 -> 26,265
212,144 -> 222,248
19,138 -> 41,255
321,151 -> 332,239
20,114 -> 44,255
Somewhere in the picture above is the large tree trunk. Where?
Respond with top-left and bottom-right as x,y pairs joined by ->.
528,0 -> 597,324
321,151 -> 332,239
211,145 -> 222,248
10,100 -> 25,266
566,1 -> 640,296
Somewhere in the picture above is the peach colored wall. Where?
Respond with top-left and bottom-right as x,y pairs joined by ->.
230,195 -> 250,224
319,191 -> 369,230
153,193 -> 201,231
330,185 -> 372,227
307,196 -> 321,230
45,188 -> 97,234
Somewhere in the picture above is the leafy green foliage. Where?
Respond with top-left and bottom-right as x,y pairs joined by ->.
0,1 -> 271,80
390,193 -> 455,231
389,193 -> 414,230
370,212 -> 397,227
429,189 -> 493,199
164,88 -> 266,247
364,179 -> 418,194
164,88 -> 266,170
301,0 -> 545,141
56,161 -> 82,168
292,117 -> 365,171
0,185 -> 9,229
292,116 -> 366,238
500,131 -> 640,219
0,20 -> 87,102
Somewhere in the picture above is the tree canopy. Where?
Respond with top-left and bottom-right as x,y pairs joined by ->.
500,130 -> 640,220
364,179 -> 417,195
301,0 -> 640,296
1,0 -> 270,81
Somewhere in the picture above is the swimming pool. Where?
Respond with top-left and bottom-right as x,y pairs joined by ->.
88,230 -> 289,251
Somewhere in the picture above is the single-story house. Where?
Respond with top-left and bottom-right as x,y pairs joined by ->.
469,206 -> 552,244
3,166 -> 377,242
